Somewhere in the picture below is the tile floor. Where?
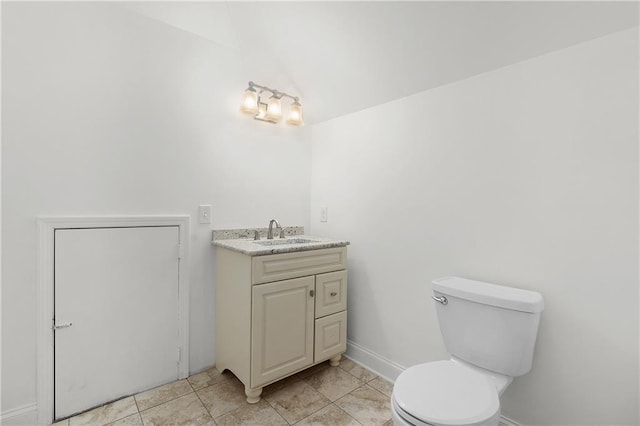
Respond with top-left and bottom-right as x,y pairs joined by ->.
51,357 -> 394,426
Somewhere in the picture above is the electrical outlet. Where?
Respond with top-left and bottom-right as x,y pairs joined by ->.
320,206 -> 328,222
199,205 -> 212,224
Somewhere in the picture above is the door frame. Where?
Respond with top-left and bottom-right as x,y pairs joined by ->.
36,215 -> 190,425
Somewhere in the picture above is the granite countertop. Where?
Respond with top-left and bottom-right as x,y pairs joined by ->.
212,228 -> 349,256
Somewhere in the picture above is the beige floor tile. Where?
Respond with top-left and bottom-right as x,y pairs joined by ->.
339,358 -> 377,382
188,366 -> 231,390
59,363 -> 392,426
139,393 -> 213,426
295,403 -> 361,426
69,396 -> 138,426
264,380 -> 331,424
215,399 -> 288,425
293,361 -> 330,379
336,385 -> 392,426
107,413 -> 143,425
262,373 -> 304,397
303,365 -> 364,401
367,377 -> 394,397
196,376 -> 248,418
134,379 -> 193,411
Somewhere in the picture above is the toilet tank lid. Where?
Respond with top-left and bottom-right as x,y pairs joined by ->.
432,276 -> 544,313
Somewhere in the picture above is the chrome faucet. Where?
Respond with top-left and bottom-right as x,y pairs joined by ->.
267,219 -> 281,239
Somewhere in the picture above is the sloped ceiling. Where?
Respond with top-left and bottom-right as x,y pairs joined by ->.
122,1 -> 639,125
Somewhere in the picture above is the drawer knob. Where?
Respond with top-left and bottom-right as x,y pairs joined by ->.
330,291 -> 338,296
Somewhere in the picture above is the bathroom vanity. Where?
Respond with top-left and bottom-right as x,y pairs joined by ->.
213,232 -> 349,403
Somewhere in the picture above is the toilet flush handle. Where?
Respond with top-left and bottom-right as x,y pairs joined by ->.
432,295 -> 448,305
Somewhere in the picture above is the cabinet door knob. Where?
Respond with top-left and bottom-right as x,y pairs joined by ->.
310,290 -> 315,297
330,291 -> 338,296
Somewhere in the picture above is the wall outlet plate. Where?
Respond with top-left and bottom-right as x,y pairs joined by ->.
320,207 -> 328,222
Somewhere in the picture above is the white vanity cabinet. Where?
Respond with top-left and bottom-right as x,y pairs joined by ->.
215,245 -> 348,403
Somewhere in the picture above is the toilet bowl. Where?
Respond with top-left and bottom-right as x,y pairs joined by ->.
391,360 -> 503,426
390,276 -> 544,426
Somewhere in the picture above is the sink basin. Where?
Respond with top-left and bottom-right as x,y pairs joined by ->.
254,238 -> 318,246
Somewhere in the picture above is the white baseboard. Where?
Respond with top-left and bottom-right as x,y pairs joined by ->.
499,415 -> 522,426
345,339 -> 406,382
345,340 -> 522,426
1,403 -> 39,425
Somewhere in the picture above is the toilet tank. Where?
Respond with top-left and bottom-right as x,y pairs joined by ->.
432,277 -> 544,377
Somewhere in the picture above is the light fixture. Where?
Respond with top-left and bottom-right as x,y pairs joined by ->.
240,83 -> 259,115
240,81 -> 304,126
286,98 -> 304,126
265,93 -> 283,122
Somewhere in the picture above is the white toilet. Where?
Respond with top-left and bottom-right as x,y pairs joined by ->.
391,276 -> 544,426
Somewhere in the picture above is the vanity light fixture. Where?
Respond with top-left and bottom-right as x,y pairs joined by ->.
240,81 -> 304,126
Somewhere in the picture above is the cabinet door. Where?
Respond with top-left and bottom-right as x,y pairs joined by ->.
251,276 -> 315,388
315,311 -> 347,363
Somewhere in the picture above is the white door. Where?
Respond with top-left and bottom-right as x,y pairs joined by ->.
54,226 -> 180,419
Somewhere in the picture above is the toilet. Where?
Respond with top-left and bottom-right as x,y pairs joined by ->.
391,276 -> 544,426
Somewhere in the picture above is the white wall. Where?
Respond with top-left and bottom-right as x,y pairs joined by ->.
310,28 -> 639,426
1,2 -> 311,420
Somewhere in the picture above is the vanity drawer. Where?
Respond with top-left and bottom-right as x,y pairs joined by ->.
315,270 -> 347,318
252,247 -> 347,285
314,311 -> 347,363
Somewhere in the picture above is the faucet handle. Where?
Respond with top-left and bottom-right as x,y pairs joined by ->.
254,230 -> 260,240
279,227 -> 286,238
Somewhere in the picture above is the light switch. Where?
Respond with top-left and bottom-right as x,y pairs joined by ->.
199,205 -> 212,224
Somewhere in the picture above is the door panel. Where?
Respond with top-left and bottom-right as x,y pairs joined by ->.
54,226 -> 180,419
314,311 -> 347,363
251,276 -> 314,388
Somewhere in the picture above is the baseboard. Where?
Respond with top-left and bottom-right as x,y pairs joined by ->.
1,403 -> 39,425
499,415 -> 522,426
345,339 -> 406,382
345,340 -> 522,426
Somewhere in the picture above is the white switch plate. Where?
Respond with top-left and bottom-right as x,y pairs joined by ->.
199,205 -> 212,224
320,206 -> 328,222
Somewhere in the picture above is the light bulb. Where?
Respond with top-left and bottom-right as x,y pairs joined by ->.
240,87 -> 259,114
286,100 -> 304,126
265,95 -> 282,122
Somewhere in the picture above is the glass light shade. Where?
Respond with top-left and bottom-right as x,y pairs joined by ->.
286,101 -> 304,126
256,102 -> 268,120
265,96 -> 282,122
240,89 -> 259,114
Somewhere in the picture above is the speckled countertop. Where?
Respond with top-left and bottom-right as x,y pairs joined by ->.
212,227 -> 349,256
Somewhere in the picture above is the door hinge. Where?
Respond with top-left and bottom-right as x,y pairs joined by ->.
178,347 -> 182,363
177,243 -> 183,260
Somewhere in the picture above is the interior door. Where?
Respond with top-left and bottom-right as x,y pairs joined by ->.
54,226 -> 180,419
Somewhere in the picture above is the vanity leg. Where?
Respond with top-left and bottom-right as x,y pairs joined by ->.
245,385 -> 263,404
329,354 -> 342,367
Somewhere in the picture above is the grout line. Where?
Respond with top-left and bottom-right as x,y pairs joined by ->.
289,400 -> 332,425
273,403 -> 293,426
134,380 -> 195,413
191,389 -> 215,424
133,394 -> 141,414
332,403 -> 365,426
338,359 -> 380,384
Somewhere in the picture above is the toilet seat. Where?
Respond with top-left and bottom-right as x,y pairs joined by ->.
392,361 -> 500,426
